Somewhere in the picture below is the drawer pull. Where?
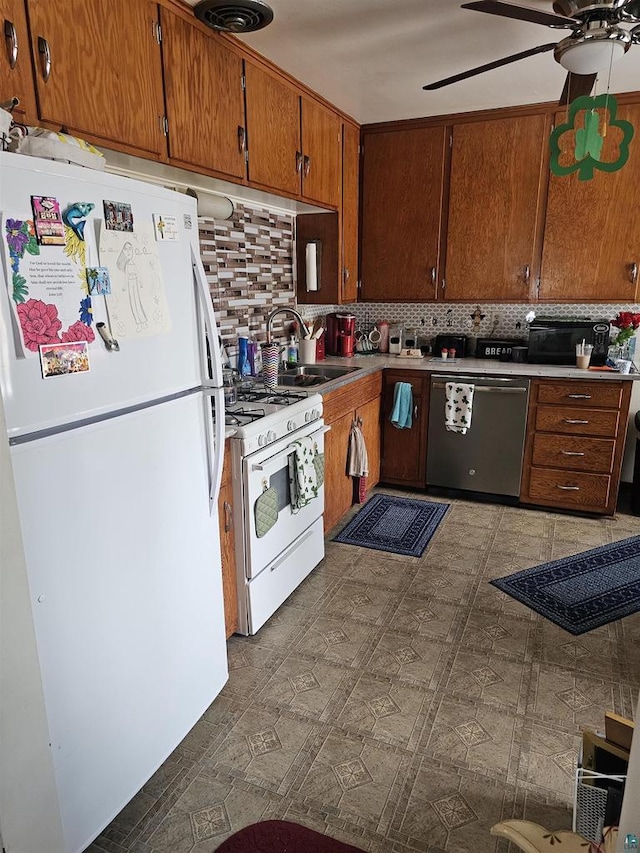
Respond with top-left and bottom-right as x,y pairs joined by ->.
557,484 -> 580,491
563,418 -> 589,425
560,450 -> 585,456
567,394 -> 591,399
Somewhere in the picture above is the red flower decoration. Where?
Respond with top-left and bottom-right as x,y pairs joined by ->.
16,299 -> 62,351
612,311 -> 640,330
61,321 -> 95,344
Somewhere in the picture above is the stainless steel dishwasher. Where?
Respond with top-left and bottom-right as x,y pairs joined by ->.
426,374 -> 530,497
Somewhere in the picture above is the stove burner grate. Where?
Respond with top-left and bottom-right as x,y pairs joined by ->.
225,406 -> 267,426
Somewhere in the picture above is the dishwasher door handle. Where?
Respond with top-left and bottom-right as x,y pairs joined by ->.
431,382 -> 527,394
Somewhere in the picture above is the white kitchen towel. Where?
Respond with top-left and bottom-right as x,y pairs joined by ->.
290,436 -> 318,510
445,382 -> 475,434
347,420 -> 369,477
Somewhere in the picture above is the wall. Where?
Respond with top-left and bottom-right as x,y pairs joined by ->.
199,202 -> 297,347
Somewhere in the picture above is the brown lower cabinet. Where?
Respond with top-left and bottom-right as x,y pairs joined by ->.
380,370 -> 430,488
323,373 -> 382,532
520,379 -> 632,515
218,441 -> 238,637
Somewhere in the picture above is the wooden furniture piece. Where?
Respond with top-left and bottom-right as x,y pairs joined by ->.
539,102 -> 640,303
160,8 -> 246,179
443,114 -> 547,301
380,369 -> 430,488
26,0 -> 166,158
360,126 -> 446,301
0,0 -> 37,125
322,373 -> 382,532
340,121 -> 360,304
218,440 -> 238,637
520,379 -> 632,515
490,821 -> 616,853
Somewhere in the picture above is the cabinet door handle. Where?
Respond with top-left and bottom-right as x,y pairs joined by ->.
237,125 -> 246,153
563,418 -> 589,424
430,267 -> 436,288
295,151 -> 303,174
37,36 -> 51,82
567,394 -> 591,399
303,154 -> 311,177
630,261 -> 638,286
414,404 -> 418,419
560,450 -> 585,456
4,20 -> 18,69
557,484 -> 580,491
522,264 -> 530,285
224,500 -> 233,532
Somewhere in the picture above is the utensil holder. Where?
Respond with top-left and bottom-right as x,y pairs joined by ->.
299,339 -> 316,363
261,343 -> 280,389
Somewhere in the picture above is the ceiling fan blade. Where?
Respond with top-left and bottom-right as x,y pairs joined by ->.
423,42 -> 557,90
559,72 -> 597,104
462,1 -> 577,28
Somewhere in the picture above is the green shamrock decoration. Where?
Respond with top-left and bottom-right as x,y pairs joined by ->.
549,94 -> 634,181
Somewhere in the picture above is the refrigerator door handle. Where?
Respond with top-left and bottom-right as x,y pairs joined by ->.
203,387 -> 226,513
191,244 -> 223,388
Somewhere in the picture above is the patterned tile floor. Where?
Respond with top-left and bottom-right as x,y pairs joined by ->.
87,489 -> 640,853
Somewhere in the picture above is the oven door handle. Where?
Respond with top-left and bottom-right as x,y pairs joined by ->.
251,425 -> 331,472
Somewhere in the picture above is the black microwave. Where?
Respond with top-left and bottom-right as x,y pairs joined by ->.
527,318 -> 610,366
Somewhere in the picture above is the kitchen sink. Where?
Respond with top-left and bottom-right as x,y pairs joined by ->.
277,364 -> 361,387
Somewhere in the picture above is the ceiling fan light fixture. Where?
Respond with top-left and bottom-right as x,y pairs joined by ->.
554,26 -> 631,72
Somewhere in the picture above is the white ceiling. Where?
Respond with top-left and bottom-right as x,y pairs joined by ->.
184,0 -> 640,124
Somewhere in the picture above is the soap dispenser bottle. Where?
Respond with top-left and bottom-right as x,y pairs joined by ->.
287,335 -> 299,364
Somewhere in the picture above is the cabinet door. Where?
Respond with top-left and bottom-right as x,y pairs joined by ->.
301,95 -> 341,207
26,0 -> 165,156
539,104 -> 640,302
0,0 -> 37,124
444,115 -> 547,301
361,127 -> 446,301
218,478 -> 238,638
244,61 -> 301,196
357,395 -> 381,489
161,10 -> 246,179
323,409 -> 354,533
380,375 -> 427,487
341,121 -> 360,304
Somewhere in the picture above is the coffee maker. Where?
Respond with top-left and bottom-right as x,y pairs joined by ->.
326,312 -> 356,357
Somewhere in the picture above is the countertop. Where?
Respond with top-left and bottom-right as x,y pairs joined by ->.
313,353 -> 640,394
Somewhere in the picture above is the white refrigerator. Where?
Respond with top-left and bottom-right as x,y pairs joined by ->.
0,153 -> 228,853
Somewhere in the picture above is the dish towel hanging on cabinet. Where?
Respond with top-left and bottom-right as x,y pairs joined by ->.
390,382 -> 413,429
445,382 -> 475,434
289,436 -> 318,510
348,417 -> 369,503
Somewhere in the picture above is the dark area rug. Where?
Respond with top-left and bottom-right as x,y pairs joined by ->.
214,820 -> 365,852
491,534 -> 640,634
333,493 -> 449,557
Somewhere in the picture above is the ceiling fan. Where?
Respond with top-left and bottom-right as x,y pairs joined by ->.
424,0 -> 640,104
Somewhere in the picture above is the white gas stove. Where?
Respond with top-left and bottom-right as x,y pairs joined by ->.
226,383 -> 328,635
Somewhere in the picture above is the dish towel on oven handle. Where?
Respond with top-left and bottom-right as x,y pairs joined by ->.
289,436 -> 319,511
445,381 -> 475,434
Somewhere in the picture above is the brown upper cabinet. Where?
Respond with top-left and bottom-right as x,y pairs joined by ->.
443,114 -> 548,302
360,127 -> 446,302
160,9 -> 246,179
539,103 -> 640,303
25,0 -> 166,157
341,121 -> 360,303
0,0 -> 37,124
244,61 -> 341,207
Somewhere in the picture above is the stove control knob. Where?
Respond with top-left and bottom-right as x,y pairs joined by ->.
304,411 -> 311,423
258,434 -> 267,447
287,420 -> 296,432
312,408 -> 320,420
267,430 -> 277,443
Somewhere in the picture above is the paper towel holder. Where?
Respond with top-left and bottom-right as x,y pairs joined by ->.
305,239 -> 322,292
185,187 -> 234,221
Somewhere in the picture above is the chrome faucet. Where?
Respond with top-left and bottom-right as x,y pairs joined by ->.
265,307 -> 310,344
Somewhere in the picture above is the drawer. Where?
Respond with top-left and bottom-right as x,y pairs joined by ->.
323,371 -> 382,423
221,439 -> 233,487
532,433 -> 616,474
535,405 -> 619,438
536,381 -> 623,409
528,467 -> 610,509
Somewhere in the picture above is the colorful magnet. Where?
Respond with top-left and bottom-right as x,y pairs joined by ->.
183,213 -> 193,230
103,200 -> 134,232
86,266 -> 112,295
62,202 -> 95,242
40,341 -> 90,378
153,214 -> 178,241
31,196 -> 66,245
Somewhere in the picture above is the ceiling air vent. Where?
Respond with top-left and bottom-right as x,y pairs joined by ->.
194,0 -> 274,33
